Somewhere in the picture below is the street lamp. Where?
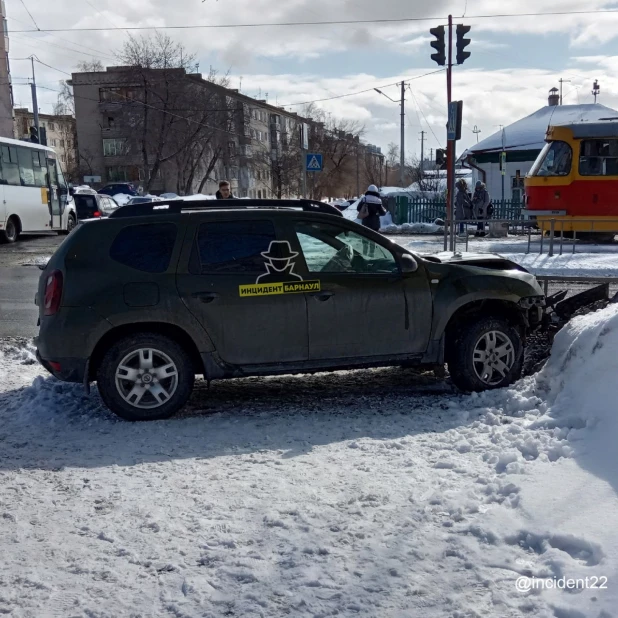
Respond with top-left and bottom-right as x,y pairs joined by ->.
374,84 -> 405,187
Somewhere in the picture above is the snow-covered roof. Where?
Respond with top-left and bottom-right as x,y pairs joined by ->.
465,103 -> 618,155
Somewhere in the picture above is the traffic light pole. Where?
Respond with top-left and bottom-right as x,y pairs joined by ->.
30,57 -> 40,141
400,81 -> 405,187
444,15 -> 454,251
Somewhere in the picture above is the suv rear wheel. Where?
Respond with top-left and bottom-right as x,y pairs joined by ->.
447,316 -> 524,392
97,333 -> 195,421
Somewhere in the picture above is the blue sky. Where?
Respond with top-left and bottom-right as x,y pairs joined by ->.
7,0 -> 618,159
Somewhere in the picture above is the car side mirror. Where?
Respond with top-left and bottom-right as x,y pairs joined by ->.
400,254 -> 418,274
68,186 -> 75,196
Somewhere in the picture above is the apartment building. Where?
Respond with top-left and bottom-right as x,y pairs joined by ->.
13,108 -> 77,179
70,65 -> 311,196
0,0 -> 13,138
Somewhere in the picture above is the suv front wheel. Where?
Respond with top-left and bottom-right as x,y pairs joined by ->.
97,333 -> 195,421
447,316 -> 524,392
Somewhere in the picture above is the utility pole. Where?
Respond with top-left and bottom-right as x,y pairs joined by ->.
559,78 -> 571,105
473,125 -> 481,143
419,131 -> 426,179
356,141 -> 360,196
592,80 -> 600,104
446,14 -> 455,252
30,57 -> 40,141
400,81 -> 405,187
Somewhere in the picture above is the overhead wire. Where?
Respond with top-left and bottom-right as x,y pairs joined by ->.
281,69 -> 445,107
17,0 -> 40,30
407,85 -> 443,148
7,8 -> 618,33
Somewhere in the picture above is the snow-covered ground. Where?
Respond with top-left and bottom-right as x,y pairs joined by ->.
395,235 -> 618,278
1,304 -> 618,616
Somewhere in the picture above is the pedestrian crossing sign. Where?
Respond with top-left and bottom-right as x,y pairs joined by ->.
306,153 -> 323,172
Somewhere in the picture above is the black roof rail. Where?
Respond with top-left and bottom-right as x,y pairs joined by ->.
108,198 -> 343,219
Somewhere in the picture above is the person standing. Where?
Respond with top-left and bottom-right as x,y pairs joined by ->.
357,184 -> 386,232
216,180 -> 235,199
455,179 -> 473,236
472,180 -> 490,236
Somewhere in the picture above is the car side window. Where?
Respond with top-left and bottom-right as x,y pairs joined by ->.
294,221 -> 398,274
190,220 -> 277,274
110,223 -> 177,273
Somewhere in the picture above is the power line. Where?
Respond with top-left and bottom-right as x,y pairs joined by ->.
7,9 -> 618,33
407,85 -> 442,148
12,32 -> 115,62
17,0 -> 40,31
282,69 -> 445,107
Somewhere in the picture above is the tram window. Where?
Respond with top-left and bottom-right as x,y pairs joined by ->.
534,141 -> 572,176
579,139 -> 618,176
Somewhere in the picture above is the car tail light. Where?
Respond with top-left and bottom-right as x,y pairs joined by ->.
49,361 -> 62,372
44,270 -> 63,316
93,211 -> 101,217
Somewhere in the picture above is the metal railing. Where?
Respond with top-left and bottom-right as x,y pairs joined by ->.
534,275 -> 618,297
438,218 -> 618,255
389,197 -> 524,225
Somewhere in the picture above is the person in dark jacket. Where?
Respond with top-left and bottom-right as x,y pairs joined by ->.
216,180 -> 235,199
357,184 -> 386,232
455,179 -> 473,235
472,180 -> 490,236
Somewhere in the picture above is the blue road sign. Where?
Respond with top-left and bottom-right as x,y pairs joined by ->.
447,101 -> 458,141
306,153 -> 323,172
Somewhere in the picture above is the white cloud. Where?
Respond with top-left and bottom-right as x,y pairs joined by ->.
6,0 -> 618,163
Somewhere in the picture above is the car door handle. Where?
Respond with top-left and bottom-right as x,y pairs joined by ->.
309,291 -> 334,301
192,292 -> 220,303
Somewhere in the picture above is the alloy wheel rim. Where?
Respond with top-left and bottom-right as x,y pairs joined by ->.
472,330 -> 516,386
114,348 -> 179,409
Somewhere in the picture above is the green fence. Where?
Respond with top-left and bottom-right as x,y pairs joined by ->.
390,197 -> 524,225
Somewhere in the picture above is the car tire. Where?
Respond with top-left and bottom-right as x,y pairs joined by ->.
0,216 -> 20,243
97,333 -> 195,421
447,316 -> 524,392
59,214 -> 76,235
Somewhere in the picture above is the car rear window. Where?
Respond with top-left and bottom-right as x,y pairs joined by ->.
190,220 -> 276,274
110,223 -> 177,273
74,195 -> 99,219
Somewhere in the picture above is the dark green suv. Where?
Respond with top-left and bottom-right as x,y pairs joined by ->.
35,199 -> 546,421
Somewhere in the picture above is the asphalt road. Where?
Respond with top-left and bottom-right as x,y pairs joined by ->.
0,266 -> 40,337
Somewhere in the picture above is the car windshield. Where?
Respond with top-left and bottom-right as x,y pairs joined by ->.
530,141 -> 572,176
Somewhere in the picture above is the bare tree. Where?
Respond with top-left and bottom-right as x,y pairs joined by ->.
114,33 -> 236,193
76,60 -> 104,72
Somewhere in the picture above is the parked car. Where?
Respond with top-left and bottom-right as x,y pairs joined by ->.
73,193 -> 119,220
98,182 -> 139,198
126,196 -> 161,206
36,198 -> 549,422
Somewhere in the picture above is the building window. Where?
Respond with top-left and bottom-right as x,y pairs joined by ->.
48,122 -> 55,131
60,139 -> 65,148
49,138 -> 57,147
103,138 -> 128,157
108,117 -> 115,128
106,166 -> 129,182
61,154 -> 66,163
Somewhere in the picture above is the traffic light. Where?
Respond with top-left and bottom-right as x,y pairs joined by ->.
436,148 -> 446,168
29,126 -> 39,143
429,26 -> 446,66
39,126 -> 47,146
456,24 -> 471,65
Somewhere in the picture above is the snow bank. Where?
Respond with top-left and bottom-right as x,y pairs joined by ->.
382,221 -> 444,235
537,303 -> 618,467
182,193 -> 217,201
112,193 -> 131,205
